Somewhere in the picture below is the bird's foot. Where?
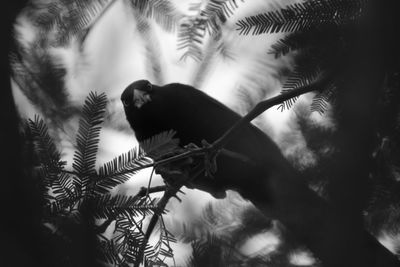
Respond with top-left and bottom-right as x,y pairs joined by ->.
184,140 -> 219,177
201,140 -> 219,177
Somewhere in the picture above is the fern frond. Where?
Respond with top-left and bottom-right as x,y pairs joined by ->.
28,115 -> 65,186
95,131 -> 178,194
72,91 -> 107,190
96,148 -> 151,194
148,216 -> 176,263
52,172 -> 75,198
33,0 -> 113,46
116,229 -> 153,265
92,194 -> 156,219
45,190 -> 82,215
140,130 -> 179,160
10,44 -> 69,121
177,0 -> 242,61
236,0 -> 367,35
130,0 -> 183,32
178,17 -> 206,61
311,83 -> 337,114
99,239 -> 122,265
278,67 -> 322,111
268,30 -> 315,58
201,0 -> 244,35
268,24 -> 345,58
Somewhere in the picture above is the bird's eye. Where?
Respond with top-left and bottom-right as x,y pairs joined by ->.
122,99 -> 130,107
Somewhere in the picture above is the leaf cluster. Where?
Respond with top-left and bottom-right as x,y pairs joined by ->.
27,92 -> 179,266
177,0 -> 244,61
238,0 -> 368,114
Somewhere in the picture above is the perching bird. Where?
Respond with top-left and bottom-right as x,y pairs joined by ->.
121,80 -> 400,267
120,79 -> 297,200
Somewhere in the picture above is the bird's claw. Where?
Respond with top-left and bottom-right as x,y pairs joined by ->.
201,140 -> 218,177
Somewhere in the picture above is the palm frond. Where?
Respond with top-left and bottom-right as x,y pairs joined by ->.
72,91 -> 107,190
236,0 -> 367,35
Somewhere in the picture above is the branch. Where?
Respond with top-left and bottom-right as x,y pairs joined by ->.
212,73 -> 330,150
134,185 -> 182,267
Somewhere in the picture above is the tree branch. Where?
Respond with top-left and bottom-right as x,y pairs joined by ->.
212,73 -> 330,150
134,185 -> 182,267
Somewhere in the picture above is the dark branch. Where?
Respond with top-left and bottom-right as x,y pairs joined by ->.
134,185 -> 182,267
212,73 -> 331,150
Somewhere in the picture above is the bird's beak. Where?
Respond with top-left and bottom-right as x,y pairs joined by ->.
132,89 -> 152,109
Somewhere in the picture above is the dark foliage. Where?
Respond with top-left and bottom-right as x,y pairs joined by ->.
128,0 -> 183,32
26,92 -> 179,266
237,0 -> 370,114
236,0 -> 366,35
177,0 -> 243,61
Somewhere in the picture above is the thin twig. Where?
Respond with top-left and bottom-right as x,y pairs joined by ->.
212,74 -> 331,150
134,185 -> 182,267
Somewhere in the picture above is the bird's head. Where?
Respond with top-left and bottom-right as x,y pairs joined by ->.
121,80 -> 153,109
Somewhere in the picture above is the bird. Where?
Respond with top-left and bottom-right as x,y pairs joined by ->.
120,79 -> 298,200
120,80 -> 400,267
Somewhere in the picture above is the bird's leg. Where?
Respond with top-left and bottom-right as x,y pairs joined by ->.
186,141 -> 254,177
154,150 -> 194,187
199,140 -> 253,176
